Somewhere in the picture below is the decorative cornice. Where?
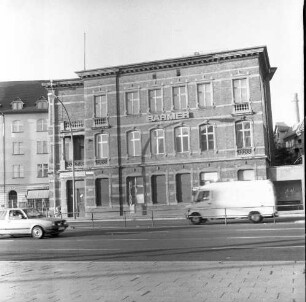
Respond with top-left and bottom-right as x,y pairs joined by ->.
42,79 -> 84,89
75,46 -> 269,80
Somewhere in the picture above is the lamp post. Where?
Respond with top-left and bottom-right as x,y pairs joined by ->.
48,91 -> 76,219
0,111 -> 5,208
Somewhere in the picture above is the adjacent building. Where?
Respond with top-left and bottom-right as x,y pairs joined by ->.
44,46 -> 277,217
0,81 -> 49,210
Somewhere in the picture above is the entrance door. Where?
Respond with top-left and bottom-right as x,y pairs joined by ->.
176,173 -> 191,203
8,191 -> 17,208
127,177 -> 144,205
96,178 -> 109,206
67,180 -> 85,217
152,175 -> 167,204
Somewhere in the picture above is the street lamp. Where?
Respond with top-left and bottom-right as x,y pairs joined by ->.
48,89 -> 76,219
0,111 -> 5,208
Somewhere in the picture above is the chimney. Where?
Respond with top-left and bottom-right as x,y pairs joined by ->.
292,93 -> 300,124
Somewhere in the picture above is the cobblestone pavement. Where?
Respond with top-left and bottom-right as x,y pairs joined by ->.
0,261 -> 304,302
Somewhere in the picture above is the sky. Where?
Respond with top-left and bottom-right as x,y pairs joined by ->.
0,0 -> 303,126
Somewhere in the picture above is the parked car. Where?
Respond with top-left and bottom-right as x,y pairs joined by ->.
0,208 -> 68,239
187,180 -> 278,224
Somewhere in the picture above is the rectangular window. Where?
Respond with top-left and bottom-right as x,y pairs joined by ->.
236,121 -> 252,148
149,89 -> 162,113
197,83 -> 212,107
13,165 -> 24,178
126,91 -> 139,115
37,164 -> 48,178
233,78 -> 248,103
96,134 -> 109,159
94,95 -> 107,118
175,127 -> 189,153
12,120 -> 23,133
173,86 -> 187,110
13,142 -> 24,155
37,141 -> 48,154
200,125 -> 214,151
152,129 -> 165,155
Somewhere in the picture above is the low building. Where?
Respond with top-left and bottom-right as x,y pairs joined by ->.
0,81 -> 49,211
44,46 -> 277,218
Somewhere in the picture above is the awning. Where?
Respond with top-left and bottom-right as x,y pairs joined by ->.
27,190 -> 49,199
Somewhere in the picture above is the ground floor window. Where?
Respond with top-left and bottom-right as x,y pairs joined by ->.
238,169 -> 255,181
127,176 -> 144,205
199,172 -> 218,185
176,173 -> 191,203
96,178 -> 109,207
151,175 -> 167,204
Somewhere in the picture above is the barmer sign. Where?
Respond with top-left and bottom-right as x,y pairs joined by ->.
147,111 -> 190,122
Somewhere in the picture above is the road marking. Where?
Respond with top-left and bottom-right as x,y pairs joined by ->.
76,238 -> 149,241
237,228 -> 304,231
211,245 -> 304,250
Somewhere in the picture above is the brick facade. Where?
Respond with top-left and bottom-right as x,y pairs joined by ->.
44,46 -> 276,217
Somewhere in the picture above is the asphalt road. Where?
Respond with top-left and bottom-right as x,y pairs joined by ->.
0,221 -> 304,262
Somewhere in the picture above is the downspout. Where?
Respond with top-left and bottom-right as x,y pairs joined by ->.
115,69 -> 123,215
1,113 -> 5,207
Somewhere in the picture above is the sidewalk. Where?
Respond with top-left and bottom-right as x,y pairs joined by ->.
0,261 -> 304,302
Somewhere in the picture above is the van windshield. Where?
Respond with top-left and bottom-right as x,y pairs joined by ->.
195,191 -> 210,202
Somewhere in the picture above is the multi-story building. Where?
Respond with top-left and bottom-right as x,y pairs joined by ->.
0,81 -> 49,210
44,46 -> 276,217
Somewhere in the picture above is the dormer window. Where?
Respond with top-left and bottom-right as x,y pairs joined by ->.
36,96 -> 48,109
11,98 -> 24,110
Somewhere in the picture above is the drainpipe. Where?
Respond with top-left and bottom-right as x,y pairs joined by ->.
0,112 -> 5,207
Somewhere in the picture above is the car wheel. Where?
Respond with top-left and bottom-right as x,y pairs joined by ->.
32,226 -> 44,239
248,212 -> 263,223
190,213 -> 202,225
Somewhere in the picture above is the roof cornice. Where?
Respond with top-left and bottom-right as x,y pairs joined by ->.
42,78 -> 84,89
76,46 -> 269,79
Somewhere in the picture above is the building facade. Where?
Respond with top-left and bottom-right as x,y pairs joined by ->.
45,46 -> 276,217
0,81 -> 49,210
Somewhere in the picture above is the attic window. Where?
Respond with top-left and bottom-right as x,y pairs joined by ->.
36,97 -> 48,109
176,69 -> 181,76
11,98 -> 24,110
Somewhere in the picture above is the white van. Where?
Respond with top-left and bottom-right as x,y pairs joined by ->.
186,180 -> 277,224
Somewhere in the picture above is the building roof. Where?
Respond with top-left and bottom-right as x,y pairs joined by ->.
45,45 -> 276,88
0,81 -> 48,114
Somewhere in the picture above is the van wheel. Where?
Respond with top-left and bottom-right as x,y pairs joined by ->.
32,226 -> 44,239
248,212 -> 263,223
190,213 -> 202,225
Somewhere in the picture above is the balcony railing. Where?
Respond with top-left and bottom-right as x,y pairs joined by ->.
93,117 -> 109,128
61,120 -> 84,131
237,148 -> 252,156
233,103 -> 252,115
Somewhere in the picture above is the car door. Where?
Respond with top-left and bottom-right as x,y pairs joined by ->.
7,210 -> 32,235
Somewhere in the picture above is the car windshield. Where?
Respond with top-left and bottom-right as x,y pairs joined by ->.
23,209 -> 46,218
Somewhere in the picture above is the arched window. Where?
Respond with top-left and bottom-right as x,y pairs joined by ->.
8,190 -> 17,208
12,120 -> 23,133
127,131 -> 141,156
37,119 -> 47,132
200,124 -> 214,151
175,127 -> 189,153
151,129 -> 165,155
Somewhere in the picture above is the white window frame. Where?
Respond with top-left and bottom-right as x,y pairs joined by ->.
12,120 -> 23,133
200,124 -> 215,151
232,78 -> 248,104
37,163 -> 48,178
37,119 -> 48,132
13,142 -> 24,155
126,91 -> 140,115
152,129 -> 165,155
128,131 -> 141,156
173,86 -> 188,110
175,126 -> 190,153
36,100 -> 48,109
13,164 -> 24,178
197,82 -> 213,107
235,121 -> 252,148
96,133 -> 109,159
37,141 -> 48,154
94,95 -> 108,118
149,88 -> 163,113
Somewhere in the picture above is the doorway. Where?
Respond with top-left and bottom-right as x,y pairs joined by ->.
176,173 -> 191,203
